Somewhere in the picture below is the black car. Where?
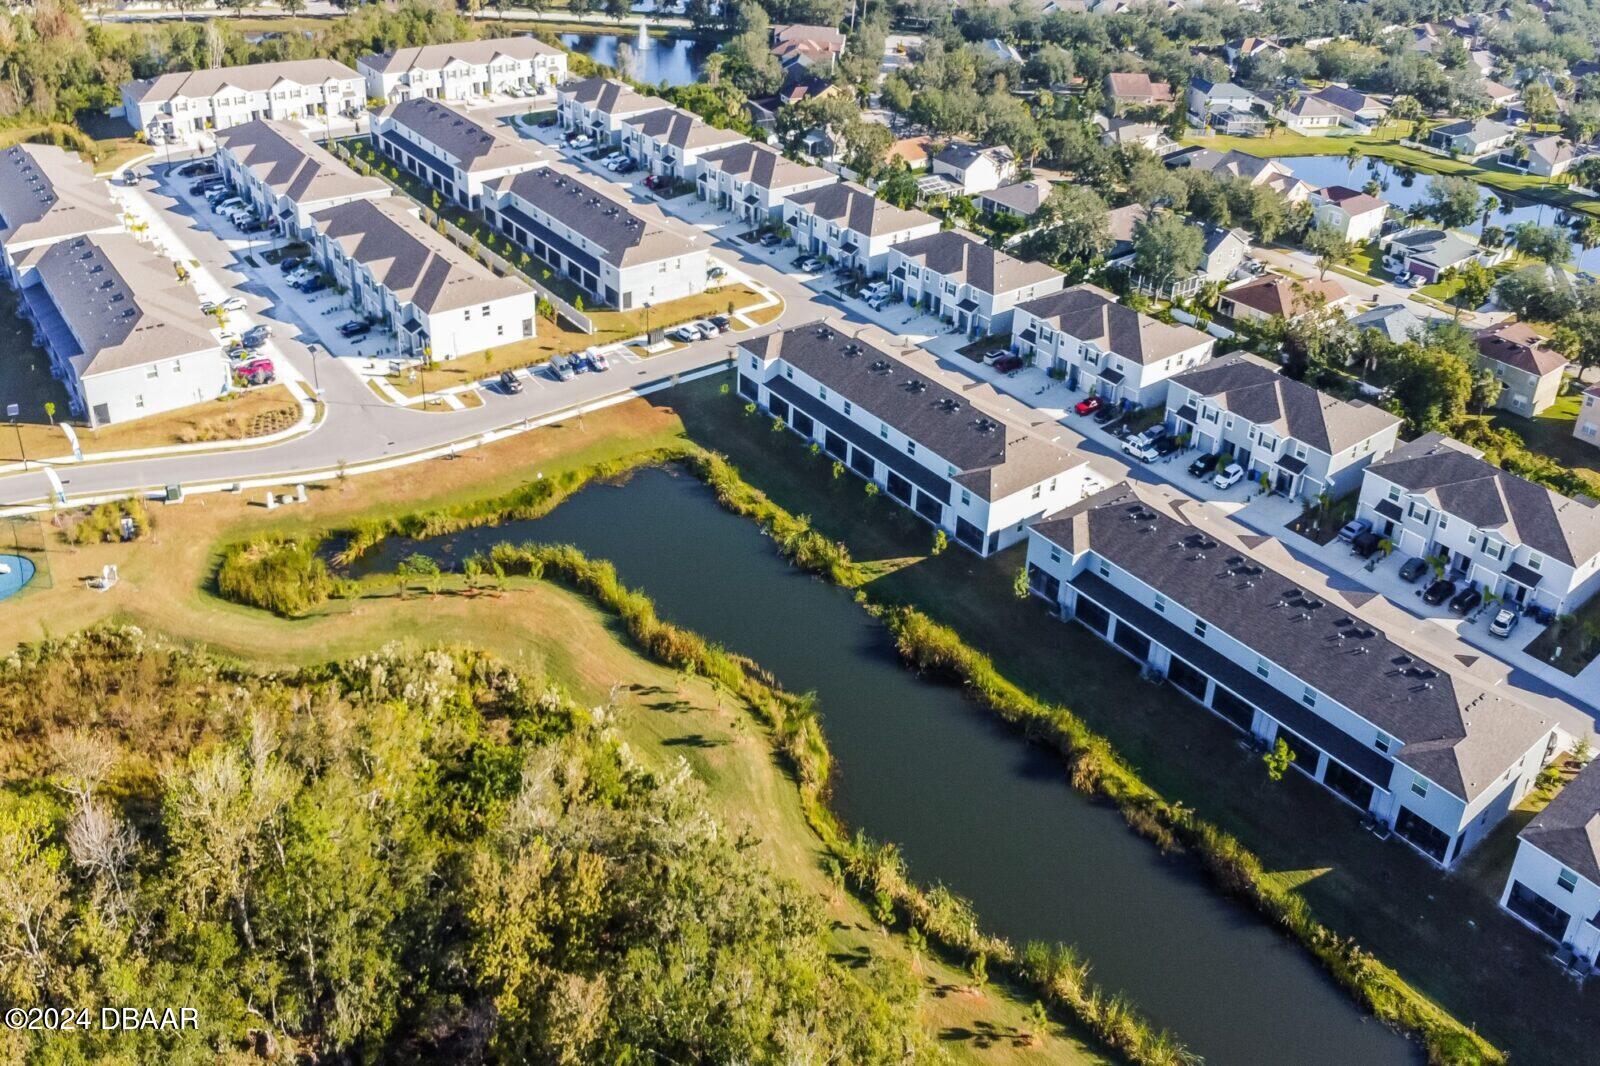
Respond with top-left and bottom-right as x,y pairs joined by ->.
499,370 -> 524,394
1449,586 -> 1483,615
710,315 -> 732,332
1152,436 -> 1179,458
1422,579 -> 1456,606
1398,556 -> 1429,583
1092,403 -> 1119,425
299,276 -> 327,294
190,180 -> 222,195
278,257 -> 302,274
1351,530 -> 1382,558
242,327 -> 270,349
238,218 -> 266,233
338,320 -> 370,338
1187,453 -> 1219,478
177,160 -> 215,177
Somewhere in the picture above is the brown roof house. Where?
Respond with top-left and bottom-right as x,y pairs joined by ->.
1218,274 -> 1352,325
1104,72 -> 1174,114
1474,321 -> 1567,416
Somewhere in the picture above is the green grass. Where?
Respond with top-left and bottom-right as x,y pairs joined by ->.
661,374 -> 1592,1066
1490,383 -> 1600,492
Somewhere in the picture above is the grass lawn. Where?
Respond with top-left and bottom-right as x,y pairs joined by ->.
0,393 -> 1110,1066
660,373 -> 1595,1065
1491,383 -> 1600,492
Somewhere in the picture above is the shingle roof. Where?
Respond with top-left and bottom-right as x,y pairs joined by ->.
1319,185 -> 1388,215
312,198 -> 529,314
742,321 -> 1085,499
1223,274 -> 1348,318
978,179 -> 1054,217
1386,227 -> 1480,266
696,141 -> 833,193
0,143 -> 120,250
1017,284 -> 1210,365
1105,72 -> 1173,101
1312,84 -> 1386,115
622,106 -> 748,151
29,232 -> 217,377
1368,432 -> 1600,566
359,35 -> 562,75
376,98 -> 546,174
1522,761 -> 1600,885
1349,303 -> 1425,343
559,76 -> 670,116
1030,482 -> 1555,800
493,165 -> 703,268
1475,320 -> 1568,378
217,119 -> 388,206
933,142 -> 1015,171
890,230 -> 1062,297
784,181 -> 938,238
1433,117 -> 1514,143
123,58 -> 359,104
1171,351 -> 1399,454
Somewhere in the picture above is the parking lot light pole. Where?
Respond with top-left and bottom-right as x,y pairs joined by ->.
7,405 -> 27,472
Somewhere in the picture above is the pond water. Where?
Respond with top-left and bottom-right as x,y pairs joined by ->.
0,553 -> 36,600
341,466 -> 1420,1066
559,31 -> 713,87
1276,154 -> 1600,274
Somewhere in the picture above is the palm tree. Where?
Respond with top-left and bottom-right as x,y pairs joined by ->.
1579,217 -> 1600,253
1479,195 -> 1499,231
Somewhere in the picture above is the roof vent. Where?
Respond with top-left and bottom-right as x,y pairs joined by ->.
868,359 -> 891,374
842,342 -> 863,357
973,416 -> 1000,432
904,379 -> 928,393
937,397 -> 961,412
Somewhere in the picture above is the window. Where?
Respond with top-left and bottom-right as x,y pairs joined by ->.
906,442 -> 916,456
1408,501 -> 1430,522
1193,619 -> 1207,638
145,366 -> 159,379
1301,686 -> 1316,707
1410,778 -> 1429,798
1097,560 -> 1110,578
879,423 -> 888,439
1483,540 -> 1505,561
1154,594 -> 1167,613
1438,516 -> 1449,530
1049,546 -> 1061,563
1255,657 -> 1269,678
135,395 -> 145,409
1375,733 -> 1392,754
818,386 -> 827,399
843,401 -> 852,415
959,489 -> 971,505
1031,484 -> 1041,500
1388,486 -> 1401,503
1529,553 -> 1544,571
1558,868 -> 1578,892
784,366 -> 793,380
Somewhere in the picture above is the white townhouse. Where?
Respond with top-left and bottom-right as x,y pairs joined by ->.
1164,352 -> 1402,500
1024,482 -> 1561,869
14,233 -> 228,427
1501,762 -> 1600,966
556,77 -> 671,146
1311,185 -> 1390,243
310,197 -> 537,361
484,165 -> 710,311
121,59 -> 364,141
695,142 -> 835,225
0,143 -> 121,286
782,182 -> 940,275
1356,433 -> 1600,616
621,106 -> 749,182
215,120 -> 390,239
1011,284 -> 1214,409
886,229 -> 1065,337
371,98 -> 548,210
929,143 -> 1017,195
357,36 -> 567,104
737,321 -> 1110,555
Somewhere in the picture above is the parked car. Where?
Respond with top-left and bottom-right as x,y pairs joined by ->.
238,218 -> 267,234
1187,453 -> 1219,477
588,350 -> 610,372
339,321 -> 371,340
1073,395 -> 1103,416
614,159 -> 637,174
1422,579 -> 1456,606
1449,586 -> 1483,615
549,356 -> 575,382
798,257 -> 823,272
237,357 -> 275,384
1488,608 -> 1519,638
692,318 -> 721,336
212,197 -> 245,213
1092,402 -> 1119,425
866,293 -> 891,311
1351,530 -> 1382,558
1152,436 -> 1179,459
669,325 -> 701,342
710,315 -> 732,333
1213,463 -> 1245,490
499,369 -> 524,393
177,160 -> 215,177
298,276 -> 327,294
220,296 -> 246,312
190,180 -> 221,195
1398,556 -> 1429,583
278,257 -> 303,274
1336,518 -> 1373,543
759,232 -> 782,247
199,300 -> 220,315
242,325 -> 271,348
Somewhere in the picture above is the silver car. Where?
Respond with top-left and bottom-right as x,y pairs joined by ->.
1488,608 -> 1519,638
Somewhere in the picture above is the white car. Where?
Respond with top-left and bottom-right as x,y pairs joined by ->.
220,296 -> 246,312
1488,608 -> 1519,638
1212,463 -> 1245,490
569,135 -> 593,149
691,318 -> 720,336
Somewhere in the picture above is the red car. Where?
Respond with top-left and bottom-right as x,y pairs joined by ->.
992,354 -> 1024,373
1074,395 -> 1103,416
237,357 -> 275,385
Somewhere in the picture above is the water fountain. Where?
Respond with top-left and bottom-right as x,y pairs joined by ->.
637,16 -> 651,49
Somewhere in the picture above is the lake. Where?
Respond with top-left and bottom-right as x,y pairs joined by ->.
1277,154 -> 1600,274
559,30 -> 712,87
339,465 -> 1421,1066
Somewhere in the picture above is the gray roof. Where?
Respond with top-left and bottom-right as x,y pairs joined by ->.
359,35 -> 562,75
29,232 -> 217,377
1312,84 -> 1387,115
784,181 -> 938,238
1017,284 -> 1210,366
493,165 -> 703,268
696,141 -> 833,193
623,106 -> 748,151
932,141 -> 1014,171
1030,482 -> 1555,800
0,143 -> 119,250
891,230 -> 1062,297
1171,351 -> 1399,454
1433,117 -> 1514,143
1368,433 -> 1600,566
1386,227 -> 1479,267
377,99 -> 546,174
559,76 -> 670,117
979,179 -> 1054,217
1349,303 -> 1425,344
312,198 -> 529,314
1520,760 -> 1600,885
741,321 -> 1084,500
124,58 -> 359,105
217,120 -> 388,206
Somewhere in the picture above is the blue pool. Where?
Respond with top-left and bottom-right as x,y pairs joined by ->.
0,554 -> 36,600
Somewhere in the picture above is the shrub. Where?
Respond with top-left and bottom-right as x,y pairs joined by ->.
67,498 -> 150,544
215,535 -> 349,617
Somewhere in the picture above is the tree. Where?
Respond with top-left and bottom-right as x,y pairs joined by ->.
1303,226 -> 1354,281
1447,259 -> 1495,315
1420,175 -> 1482,229
1510,222 -> 1573,266
396,552 -> 441,597
1131,213 -> 1204,288
1263,737 -> 1295,782
1016,185 -> 1110,267
1470,366 -> 1505,412
1373,342 -> 1475,431
876,162 -> 919,209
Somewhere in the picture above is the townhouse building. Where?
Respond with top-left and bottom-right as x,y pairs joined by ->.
0,143 -> 121,286
1501,761 -> 1600,965
695,141 -> 835,225
371,98 -> 547,210
357,36 -> 567,104
1356,432 -> 1600,615
121,59 -> 364,141
555,77 -> 672,146
782,181 -> 940,275
484,165 -> 710,311
14,233 -> 228,427
886,229 -> 1065,337
736,321 -> 1110,555
1010,284 -> 1214,408
1025,482 -> 1561,869
215,120 -> 390,239
621,107 -> 749,181
1164,352 -> 1402,500
1474,320 -> 1567,417
310,197 -> 537,360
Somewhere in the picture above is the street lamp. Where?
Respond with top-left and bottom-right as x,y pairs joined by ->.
6,404 -> 26,472
644,301 -> 653,343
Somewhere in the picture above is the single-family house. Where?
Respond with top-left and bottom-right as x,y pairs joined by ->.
886,229 -> 1066,336
782,181 -> 941,275
930,143 -> 1017,195
1276,95 -> 1345,135
1096,116 -> 1179,153
1176,149 -> 1315,203
1105,72 -> 1174,114
1310,84 -> 1389,131
1474,320 -> 1568,416
1187,79 -> 1266,135
1381,228 -> 1506,282
1312,185 -> 1390,242
1349,303 -> 1426,344
1505,134 -> 1580,178
978,179 -> 1055,221
1427,118 -> 1516,158
770,24 -> 846,71
1219,274 -> 1352,324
